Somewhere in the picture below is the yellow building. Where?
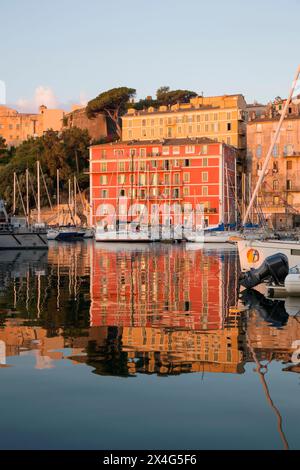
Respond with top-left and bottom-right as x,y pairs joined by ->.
0,104 -> 64,147
122,94 -> 247,161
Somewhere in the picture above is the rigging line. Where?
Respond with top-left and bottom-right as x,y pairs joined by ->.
40,165 -> 53,210
246,331 -> 289,450
15,174 -> 27,217
28,171 -> 38,209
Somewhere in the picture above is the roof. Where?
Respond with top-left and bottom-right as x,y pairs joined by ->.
248,113 -> 300,124
91,137 -> 228,148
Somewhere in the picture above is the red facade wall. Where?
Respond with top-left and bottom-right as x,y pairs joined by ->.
89,141 -> 237,228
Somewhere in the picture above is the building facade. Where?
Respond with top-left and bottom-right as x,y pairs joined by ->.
0,104 -> 64,147
89,138 -> 238,229
247,102 -> 300,228
122,94 -> 247,163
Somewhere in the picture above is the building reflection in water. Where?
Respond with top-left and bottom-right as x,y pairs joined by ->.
0,241 -> 299,383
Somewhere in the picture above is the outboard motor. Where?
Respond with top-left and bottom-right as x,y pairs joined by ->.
240,289 -> 289,327
239,253 -> 289,289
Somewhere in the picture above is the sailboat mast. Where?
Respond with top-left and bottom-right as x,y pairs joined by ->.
26,168 -> 29,226
37,160 -> 41,224
74,175 -> 77,225
57,169 -> 60,225
13,171 -> 16,215
243,65 -> 300,225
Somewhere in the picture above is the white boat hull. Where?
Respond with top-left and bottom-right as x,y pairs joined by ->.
237,239 -> 300,271
95,229 -> 155,242
185,231 -> 239,243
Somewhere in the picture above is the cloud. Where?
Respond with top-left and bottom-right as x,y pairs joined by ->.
16,86 -> 58,112
14,86 -> 89,112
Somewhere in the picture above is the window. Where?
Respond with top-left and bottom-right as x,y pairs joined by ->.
173,159 -> 179,167
100,175 -> 107,185
202,172 -> 208,182
114,149 -> 124,157
140,148 -> 146,157
273,180 -> 279,190
287,180 -> 292,190
167,127 -> 172,137
152,147 -> 159,156
177,126 -> 182,134
185,145 -> 195,154
227,123 -> 231,131
139,174 -> 146,186
174,173 -> 180,184
272,144 -> 279,157
273,196 -> 279,205
101,149 -> 107,159
184,159 -> 190,167
205,114 -> 209,121
130,149 -> 136,157
284,144 -> 294,156
173,146 -> 180,155
214,113 -> 218,121
118,161 -> 125,171
130,174 -> 135,184
287,160 -> 293,170
101,189 -> 108,198
256,145 -> 262,158
183,187 -> 190,196
101,162 -> 107,172
118,174 -> 126,184
173,188 -> 180,198
139,161 -> 146,171
119,189 -> 126,197
273,161 -> 278,172
227,137 -> 231,145
164,174 -> 170,184
142,119 -> 146,126
188,125 -> 193,133
162,146 -> 169,155
128,130 -> 132,139
128,120 -> 132,127
183,172 -> 190,182
163,160 -> 170,170
202,186 -> 208,196
227,112 -> 231,120
152,160 -> 157,168
202,145 -> 208,154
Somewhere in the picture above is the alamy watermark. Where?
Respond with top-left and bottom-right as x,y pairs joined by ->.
94,198 -> 226,243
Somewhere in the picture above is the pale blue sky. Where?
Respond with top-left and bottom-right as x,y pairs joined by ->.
1,0 -> 299,111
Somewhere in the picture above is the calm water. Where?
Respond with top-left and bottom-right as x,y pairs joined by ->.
0,241 -> 300,450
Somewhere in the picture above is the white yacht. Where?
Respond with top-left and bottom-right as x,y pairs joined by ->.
0,200 -> 48,250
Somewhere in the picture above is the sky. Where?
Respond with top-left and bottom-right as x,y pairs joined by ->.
0,0 -> 300,112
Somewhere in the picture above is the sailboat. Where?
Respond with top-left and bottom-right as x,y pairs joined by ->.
47,172 -> 85,241
236,64 -> 300,270
0,163 -> 48,250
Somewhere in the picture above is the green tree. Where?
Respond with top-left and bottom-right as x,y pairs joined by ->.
0,127 -> 91,212
86,87 -> 136,138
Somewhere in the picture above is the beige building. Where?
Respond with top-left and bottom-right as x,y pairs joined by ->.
122,94 -> 247,163
247,99 -> 300,228
0,104 -> 64,147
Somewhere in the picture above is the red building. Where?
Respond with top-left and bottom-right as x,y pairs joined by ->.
89,138 -> 237,228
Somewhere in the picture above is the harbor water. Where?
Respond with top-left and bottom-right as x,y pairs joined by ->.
0,241 -> 299,450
